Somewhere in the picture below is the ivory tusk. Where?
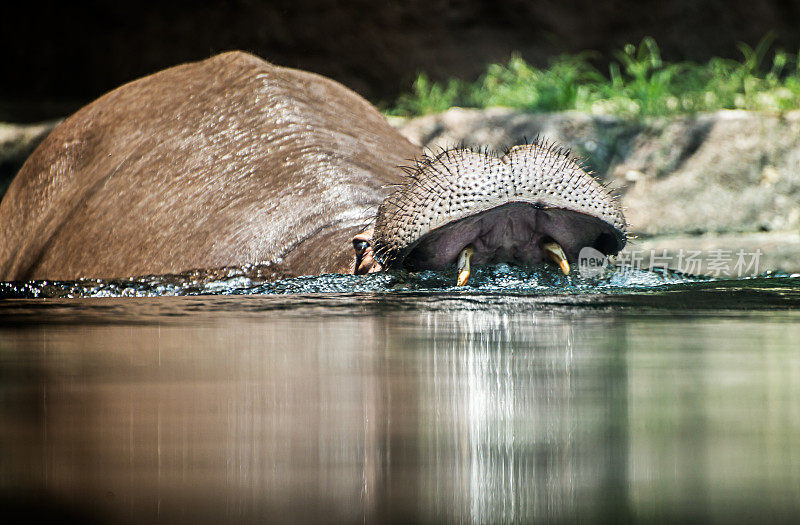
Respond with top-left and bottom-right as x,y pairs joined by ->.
543,241 -> 570,275
456,245 -> 475,286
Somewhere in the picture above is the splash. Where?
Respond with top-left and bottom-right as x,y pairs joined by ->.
0,262 -> 734,299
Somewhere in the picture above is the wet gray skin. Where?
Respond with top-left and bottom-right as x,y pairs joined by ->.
368,142 -> 627,276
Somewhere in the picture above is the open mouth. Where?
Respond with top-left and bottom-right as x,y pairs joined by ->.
370,143 -> 628,286
399,202 -> 624,282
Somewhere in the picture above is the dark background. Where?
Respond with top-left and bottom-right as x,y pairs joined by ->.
3,0 -> 800,121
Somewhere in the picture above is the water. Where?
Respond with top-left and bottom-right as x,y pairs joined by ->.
0,263 -> 726,299
1,266 -> 800,523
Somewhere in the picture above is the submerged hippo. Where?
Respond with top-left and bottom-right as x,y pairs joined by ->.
0,51 -> 626,285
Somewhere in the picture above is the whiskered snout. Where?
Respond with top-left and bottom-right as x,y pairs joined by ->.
370,142 -> 627,284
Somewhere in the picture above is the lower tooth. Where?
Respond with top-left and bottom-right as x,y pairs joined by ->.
543,241 -> 570,275
457,245 -> 475,286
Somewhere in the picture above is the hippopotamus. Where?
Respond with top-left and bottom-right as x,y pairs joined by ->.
0,51 -> 626,285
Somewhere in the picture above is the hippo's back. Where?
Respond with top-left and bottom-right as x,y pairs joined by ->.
0,51 -> 419,280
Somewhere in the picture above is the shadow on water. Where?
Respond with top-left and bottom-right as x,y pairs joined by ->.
1,265 -> 800,523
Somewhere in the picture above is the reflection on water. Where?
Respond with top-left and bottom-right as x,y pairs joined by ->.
1,292 -> 800,523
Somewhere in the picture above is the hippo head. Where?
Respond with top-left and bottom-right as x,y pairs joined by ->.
352,142 -> 627,284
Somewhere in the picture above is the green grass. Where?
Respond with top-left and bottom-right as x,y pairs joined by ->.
387,35 -> 800,117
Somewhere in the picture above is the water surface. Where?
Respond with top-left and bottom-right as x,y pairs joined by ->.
1,267 -> 799,523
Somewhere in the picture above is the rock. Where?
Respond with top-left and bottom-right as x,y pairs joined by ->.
0,121 -> 59,196
619,231 -> 800,277
393,107 -> 641,176
618,111 -> 800,236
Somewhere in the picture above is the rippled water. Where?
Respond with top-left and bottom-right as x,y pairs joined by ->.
1,266 -> 800,523
0,263 -> 741,298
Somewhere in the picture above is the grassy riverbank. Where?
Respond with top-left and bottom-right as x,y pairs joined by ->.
387,36 -> 800,117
